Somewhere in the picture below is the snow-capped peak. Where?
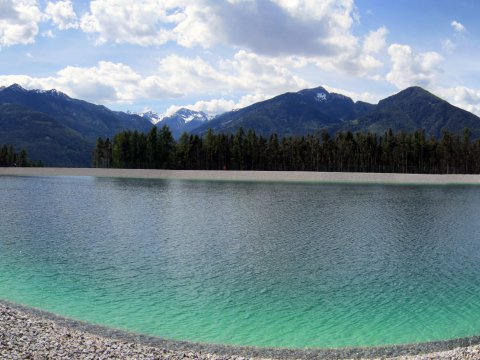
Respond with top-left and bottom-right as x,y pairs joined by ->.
141,110 -> 164,124
174,108 -> 210,123
142,108 -> 210,125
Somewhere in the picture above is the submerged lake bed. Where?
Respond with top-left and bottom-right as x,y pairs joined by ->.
1,175 -> 480,349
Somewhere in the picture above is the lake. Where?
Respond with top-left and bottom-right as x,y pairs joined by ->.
1,175 -> 480,349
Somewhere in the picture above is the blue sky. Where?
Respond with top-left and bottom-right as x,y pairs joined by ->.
1,0 -> 480,117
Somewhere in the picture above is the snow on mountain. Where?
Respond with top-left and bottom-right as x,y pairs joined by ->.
34,88 -> 71,101
141,110 -> 164,124
315,93 -> 327,102
141,108 -> 210,126
138,108 -> 210,138
1,85 -> 72,101
169,108 -> 210,123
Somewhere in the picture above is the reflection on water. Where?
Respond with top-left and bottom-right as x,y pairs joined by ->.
1,176 -> 480,348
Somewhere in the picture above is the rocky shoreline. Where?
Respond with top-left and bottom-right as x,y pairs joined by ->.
1,303 -> 480,359
0,304 -> 241,360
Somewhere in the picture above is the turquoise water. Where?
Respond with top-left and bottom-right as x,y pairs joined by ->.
1,176 -> 480,349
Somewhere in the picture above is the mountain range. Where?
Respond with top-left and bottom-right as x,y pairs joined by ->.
0,84 -> 152,166
1,83 -> 480,167
193,86 -> 480,139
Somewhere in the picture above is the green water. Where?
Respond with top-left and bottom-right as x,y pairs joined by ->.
1,175 -> 480,348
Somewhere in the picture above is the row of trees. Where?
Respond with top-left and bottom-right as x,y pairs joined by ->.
92,126 -> 480,174
0,145 -> 39,167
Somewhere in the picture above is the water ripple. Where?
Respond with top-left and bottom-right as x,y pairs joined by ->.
1,178 -> 480,348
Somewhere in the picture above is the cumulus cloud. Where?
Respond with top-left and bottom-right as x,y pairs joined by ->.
0,0 -> 43,47
202,0 -> 358,56
0,61 -> 179,103
437,86 -> 480,116
41,29 -> 55,38
80,0 -> 178,46
0,50 -> 309,108
451,20 -> 466,33
45,0 -> 78,30
322,84 -> 382,104
165,93 -> 271,116
77,0 -> 387,77
442,20 -> 467,52
79,0 -> 359,57
156,50 -> 310,97
386,44 -> 443,89
363,26 -> 388,53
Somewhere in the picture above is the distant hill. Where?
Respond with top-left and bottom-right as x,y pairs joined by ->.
193,87 -> 370,137
344,87 -> 480,139
194,86 -> 480,139
0,103 -> 92,166
0,84 -> 153,166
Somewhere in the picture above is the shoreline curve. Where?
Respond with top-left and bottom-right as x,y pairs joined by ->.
1,299 -> 480,359
2,167 -> 480,185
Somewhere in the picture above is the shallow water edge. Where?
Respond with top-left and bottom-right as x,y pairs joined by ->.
2,167 -> 480,185
2,299 -> 480,359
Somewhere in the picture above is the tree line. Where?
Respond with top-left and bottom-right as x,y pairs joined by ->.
0,144 -> 40,167
92,126 -> 480,174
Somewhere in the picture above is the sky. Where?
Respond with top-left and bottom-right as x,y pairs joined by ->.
1,0 -> 480,117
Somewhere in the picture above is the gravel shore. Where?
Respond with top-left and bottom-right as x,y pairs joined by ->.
1,303 -> 480,360
0,304 -> 245,360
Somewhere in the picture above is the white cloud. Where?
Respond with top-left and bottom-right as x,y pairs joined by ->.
210,0 -> 359,56
0,61 -> 178,103
386,44 -> 443,89
156,51 -> 310,97
80,0 -> 178,46
451,20 -> 466,33
305,24 -> 388,76
363,26 -> 388,54
322,85 -> 382,104
437,86 -> 480,116
79,0 -> 360,57
0,50 -> 309,107
41,29 -> 55,38
165,93 -> 270,116
45,0 -> 78,30
78,0 -> 383,76
442,20 -> 467,52
0,0 -> 43,47
165,99 -> 236,116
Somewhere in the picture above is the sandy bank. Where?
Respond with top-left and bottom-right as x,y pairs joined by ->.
2,167 -> 480,185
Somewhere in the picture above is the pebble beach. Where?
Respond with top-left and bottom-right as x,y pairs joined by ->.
2,302 -> 480,360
